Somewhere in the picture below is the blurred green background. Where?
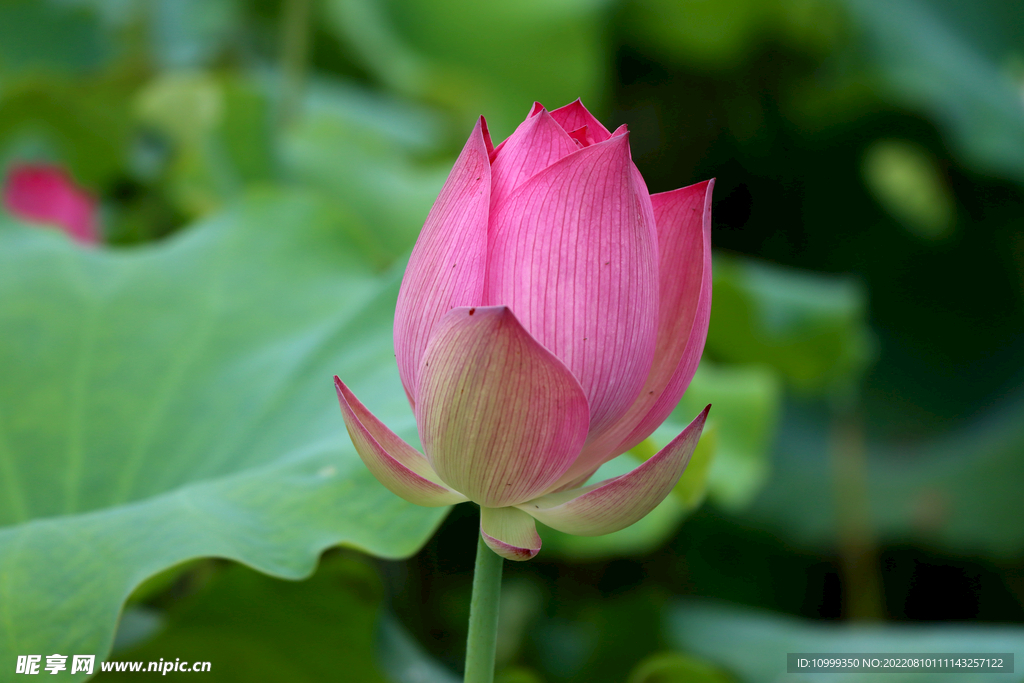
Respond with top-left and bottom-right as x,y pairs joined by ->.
1,0 -> 1023,681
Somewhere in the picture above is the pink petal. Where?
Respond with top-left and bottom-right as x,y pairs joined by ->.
553,179 -> 714,487
481,116 -> 496,157
567,126 -> 595,148
619,180 -> 714,447
489,107 -> 579,210
549,99 -> 612,142
393,118 -> 491,406
3,164 -> 99,244
415,306 -> 589,508
489,102 -> 545,163
517,406 -> 709,535
484,131 -> 659,439
335,376 -> 467,507
480,506 -> 542,561
487,139 -> 503,163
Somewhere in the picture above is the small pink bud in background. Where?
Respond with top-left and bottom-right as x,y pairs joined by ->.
336,100 -> 714,560
3,164 -> 100,244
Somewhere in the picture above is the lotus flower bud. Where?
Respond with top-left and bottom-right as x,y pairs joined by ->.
3,164 -> 99,244
336,100 -> 713,560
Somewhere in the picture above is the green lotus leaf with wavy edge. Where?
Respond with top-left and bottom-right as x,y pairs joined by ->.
0,188 -> 447,674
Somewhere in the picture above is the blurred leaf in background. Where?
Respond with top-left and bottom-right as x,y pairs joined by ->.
537,358 -> 783,558
839,0 -> 1024,183
676,363 -> 781,510
620,0 -> 843,71
861,138 -> 955,240
0,74 -> 136,192
666,600 -> 1024,683
281,78 -> 449,266
0,0 -> 114,75
528,588 -> 669,683
378,612 -> 463,683
628,652 -> 736,683
745,394 -> 1024,556
134,71 -> 258,218
0,190 -> 446,668
324,0 -> 611,137
100,556 -> 468,682
97,555 -> 388,682
707,255 -> 873,395
148,0 -> 241,69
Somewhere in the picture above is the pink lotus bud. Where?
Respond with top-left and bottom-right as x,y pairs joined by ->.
336,100 -> 713,560
3,164 -> 99,244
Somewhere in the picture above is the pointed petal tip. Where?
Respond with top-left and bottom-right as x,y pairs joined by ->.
333,374 -> 352,405
392,115 -> 490,399
477,116 -> 493,155
598,126 -> 630,156
693,404 -> 711,435
518,406 -> 709,536
483,120 -> 657,440
653,177 -> 715,201
549,100 -> 612,142
564,98 -> 589,115
334,376 -> 468,508
489,107 -> 580,208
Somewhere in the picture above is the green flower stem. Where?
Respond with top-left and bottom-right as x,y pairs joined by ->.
830,407 -> 883,620
464,532 -> 503,683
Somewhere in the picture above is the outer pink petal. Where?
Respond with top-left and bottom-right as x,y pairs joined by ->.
517,406 -> 709,535
489,107 -> 579,210
334,377 -> 467,507
480,506 -> 542,561
393,118 -> 491,406
550,99 -> 612,142
415,306 -> 589,508
552,179 -> 713,488
483,132 -> 659,439
3,164 -> 99,244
